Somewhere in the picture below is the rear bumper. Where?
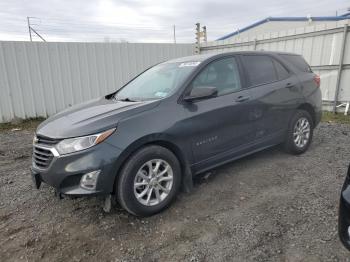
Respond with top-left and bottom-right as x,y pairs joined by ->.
339,167 -> 350,250
31,141 -> 123,196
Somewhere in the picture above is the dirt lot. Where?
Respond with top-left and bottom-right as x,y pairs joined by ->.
1,122 -> 350,262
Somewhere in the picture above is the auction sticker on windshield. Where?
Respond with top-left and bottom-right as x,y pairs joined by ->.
179,62 -> 201,67
154,91 -> 168,98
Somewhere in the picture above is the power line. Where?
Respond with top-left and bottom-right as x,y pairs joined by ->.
35,29 -> 167,34
36,25 -> 169,32
37,17 -> 172,29
1,15 -> 206,42
23,16 -> 188,43
39,22 -> 170,30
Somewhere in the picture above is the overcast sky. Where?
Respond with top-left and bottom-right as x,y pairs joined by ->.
0,0 -> 349,43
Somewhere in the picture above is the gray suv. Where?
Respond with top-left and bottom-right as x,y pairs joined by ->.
31,51 -> 322,216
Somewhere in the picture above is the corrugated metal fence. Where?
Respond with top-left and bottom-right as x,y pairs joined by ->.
0,41 -> 194,123
200,21 -> 350,112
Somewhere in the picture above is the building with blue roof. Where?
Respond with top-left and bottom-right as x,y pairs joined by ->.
217,13 -> 350,41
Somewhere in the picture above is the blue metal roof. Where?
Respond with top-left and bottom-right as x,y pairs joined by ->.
217,14 -> 350,41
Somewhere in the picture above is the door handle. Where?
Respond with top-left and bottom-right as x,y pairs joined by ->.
235,96 -> 250,102
285,82 -> 294,88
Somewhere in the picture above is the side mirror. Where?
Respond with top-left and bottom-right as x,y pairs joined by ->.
183,86 -> 218,102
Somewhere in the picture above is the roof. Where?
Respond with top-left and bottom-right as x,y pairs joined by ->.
217,13 -> 350,41
166,51 -> 299,64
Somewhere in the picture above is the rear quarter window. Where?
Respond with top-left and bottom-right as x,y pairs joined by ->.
280,54 -> 312,73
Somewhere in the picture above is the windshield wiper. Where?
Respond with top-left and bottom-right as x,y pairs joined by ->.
114,97 -> 139,102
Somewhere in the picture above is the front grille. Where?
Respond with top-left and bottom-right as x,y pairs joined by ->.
33,146 -> 54,169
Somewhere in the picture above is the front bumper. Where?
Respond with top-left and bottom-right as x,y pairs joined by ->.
339,167 -> 350,251
31,141 -> 123,196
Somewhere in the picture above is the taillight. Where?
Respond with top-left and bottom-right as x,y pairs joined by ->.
313,74 -> 320,88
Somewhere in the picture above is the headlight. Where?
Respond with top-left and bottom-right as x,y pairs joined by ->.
55,128 -> 116,155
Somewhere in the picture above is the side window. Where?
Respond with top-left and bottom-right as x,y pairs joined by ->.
280,54 -> 312,72
191,57 -> 242,96
272,59 -> 289,80
243,55 -> 277,86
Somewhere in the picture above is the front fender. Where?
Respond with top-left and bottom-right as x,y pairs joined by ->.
107,133 -> 193,194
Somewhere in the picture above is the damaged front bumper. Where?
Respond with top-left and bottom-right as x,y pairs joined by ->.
31,141 -> 123,197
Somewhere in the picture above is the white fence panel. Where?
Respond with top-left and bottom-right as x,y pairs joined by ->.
0,41 -> 194,123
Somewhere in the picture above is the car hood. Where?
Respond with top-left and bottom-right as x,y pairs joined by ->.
36,97 -> 160,139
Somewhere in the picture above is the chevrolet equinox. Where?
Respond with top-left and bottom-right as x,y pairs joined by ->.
31,51 -> 322,216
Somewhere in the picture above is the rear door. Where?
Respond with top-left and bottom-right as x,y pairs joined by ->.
240,54 -> 303,141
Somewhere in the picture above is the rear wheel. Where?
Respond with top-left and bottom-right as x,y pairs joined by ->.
284,110 -> 313,155
116,145 -> 181,216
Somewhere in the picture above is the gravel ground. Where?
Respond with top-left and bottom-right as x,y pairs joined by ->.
0,122 -> 350,262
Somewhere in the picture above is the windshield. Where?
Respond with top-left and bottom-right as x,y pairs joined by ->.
114,62 -> 198,101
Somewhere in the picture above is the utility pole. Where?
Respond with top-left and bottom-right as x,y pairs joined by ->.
202,26 -> 207,42
195,23 -> 207,53
173,25 -> 176,44
27,17 -> 32,41
26,16 -> 46,42
195,23 -> 201,54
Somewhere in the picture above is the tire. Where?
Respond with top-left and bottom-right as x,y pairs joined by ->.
116,145 -> 181,217
284,110 -> 314,155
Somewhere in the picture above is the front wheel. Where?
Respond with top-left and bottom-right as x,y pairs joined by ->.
116,145 -> 181,216
284,110 -> 314,155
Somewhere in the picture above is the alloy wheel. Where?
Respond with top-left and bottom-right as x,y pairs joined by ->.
293,117 -> 311,148
133,159 -> 173,206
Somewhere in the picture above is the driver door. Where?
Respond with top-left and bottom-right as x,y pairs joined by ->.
183,56 -> 256,171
